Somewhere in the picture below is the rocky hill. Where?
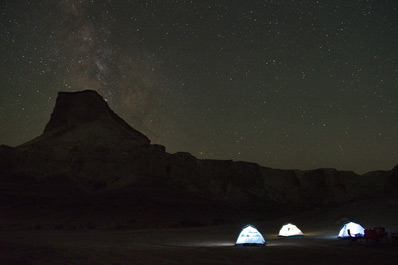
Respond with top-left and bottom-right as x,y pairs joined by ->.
0,90 -> 393,229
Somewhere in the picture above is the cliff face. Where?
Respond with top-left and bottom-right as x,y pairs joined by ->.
385,165 -> 398,203
0,90 -> 388,214
20,90 -> 150,149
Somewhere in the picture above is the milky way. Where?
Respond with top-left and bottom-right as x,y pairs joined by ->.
1,0 -> 397,173
56,0 -> 169,140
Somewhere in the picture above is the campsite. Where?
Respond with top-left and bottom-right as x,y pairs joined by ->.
1,90 -> 398,264
1,196 -> 398,265
278,223 -> 304,237
1,0 -> 397,263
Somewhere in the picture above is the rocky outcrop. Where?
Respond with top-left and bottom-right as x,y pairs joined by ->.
20,90 -> 150,150
0,90 -> 388,212
385,166 -> 398,196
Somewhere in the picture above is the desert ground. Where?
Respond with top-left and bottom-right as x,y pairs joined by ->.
1,197 -> 398,265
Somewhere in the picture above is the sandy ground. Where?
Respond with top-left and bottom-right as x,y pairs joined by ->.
1,197 -> 398,265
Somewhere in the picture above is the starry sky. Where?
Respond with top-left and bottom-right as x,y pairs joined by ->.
1,0 -> 397,174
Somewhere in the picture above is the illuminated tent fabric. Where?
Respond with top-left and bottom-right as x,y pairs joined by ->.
338,222 -> 365,238
278,223 -> 304,237
235,225 -> 266,246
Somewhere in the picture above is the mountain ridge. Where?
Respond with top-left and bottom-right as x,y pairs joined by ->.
19,90 -> 150,149
0,89 -> 395,229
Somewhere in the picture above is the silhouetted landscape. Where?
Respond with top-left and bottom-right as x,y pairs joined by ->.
1,90 -> 398,264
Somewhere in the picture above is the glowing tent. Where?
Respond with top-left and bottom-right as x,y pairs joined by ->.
278,223 -> 304,237
235,225 -> 266,246
338,222 -> 365,238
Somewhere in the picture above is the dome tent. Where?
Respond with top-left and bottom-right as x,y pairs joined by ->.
278,223 -> 304,237
235,225 -> 266,246
338,222 -> 365,238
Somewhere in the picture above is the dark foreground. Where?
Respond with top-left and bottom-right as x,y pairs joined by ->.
2,197 -> 398,264
1,223 -> 398,265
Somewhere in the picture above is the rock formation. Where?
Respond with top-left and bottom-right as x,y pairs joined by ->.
20,90 -> 150,150
384,165 -> 398,205
0,90 -> 391,229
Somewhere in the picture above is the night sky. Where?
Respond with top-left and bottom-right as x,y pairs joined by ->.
1,0 -> 397,174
